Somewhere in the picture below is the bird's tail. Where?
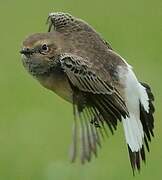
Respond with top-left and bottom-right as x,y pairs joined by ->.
139,82 -> 155,150
122,72 -> 155,172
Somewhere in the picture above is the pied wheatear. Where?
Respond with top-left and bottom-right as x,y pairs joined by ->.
20,12 -> 155,173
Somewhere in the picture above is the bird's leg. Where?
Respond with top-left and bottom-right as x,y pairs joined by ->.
90,116 -> 101,128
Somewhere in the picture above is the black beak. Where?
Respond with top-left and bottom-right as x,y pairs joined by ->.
20,48 -> 34,55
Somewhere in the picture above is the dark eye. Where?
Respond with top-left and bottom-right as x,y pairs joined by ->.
41,44 -> 48,51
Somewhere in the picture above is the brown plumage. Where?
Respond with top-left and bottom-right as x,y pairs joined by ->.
20,12 -> 155,173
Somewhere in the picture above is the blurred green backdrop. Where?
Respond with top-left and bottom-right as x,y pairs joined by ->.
0,0 -> 161,179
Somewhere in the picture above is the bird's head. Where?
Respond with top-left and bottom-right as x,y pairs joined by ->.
20,32 -> 62,77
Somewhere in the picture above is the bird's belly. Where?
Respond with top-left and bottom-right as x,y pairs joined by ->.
37,73 -> 73,103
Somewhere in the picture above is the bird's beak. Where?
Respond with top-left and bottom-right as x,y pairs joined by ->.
20,48 -> 34,55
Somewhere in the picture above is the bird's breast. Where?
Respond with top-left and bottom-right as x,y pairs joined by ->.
37,72 -> 73,103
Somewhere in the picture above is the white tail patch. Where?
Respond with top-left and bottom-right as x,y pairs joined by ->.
119,65 -> 149,152
122,114 -> 144,152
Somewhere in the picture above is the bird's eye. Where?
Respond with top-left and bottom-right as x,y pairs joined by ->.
41,44 -> 49,51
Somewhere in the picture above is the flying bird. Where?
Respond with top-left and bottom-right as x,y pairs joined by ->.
20,12 -> 155,173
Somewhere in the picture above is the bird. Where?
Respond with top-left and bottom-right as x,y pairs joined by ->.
20,12 -> 155,173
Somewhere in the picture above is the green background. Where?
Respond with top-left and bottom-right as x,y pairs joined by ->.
0,0 -> 161,179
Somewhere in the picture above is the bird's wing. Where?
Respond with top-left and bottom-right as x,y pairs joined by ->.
46,12 -> 113,49
46,12 -> 73,32
59,53 -> 129,163
59,53 -> 128,116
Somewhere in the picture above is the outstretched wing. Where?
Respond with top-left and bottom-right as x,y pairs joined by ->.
59,53 -> 129,163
